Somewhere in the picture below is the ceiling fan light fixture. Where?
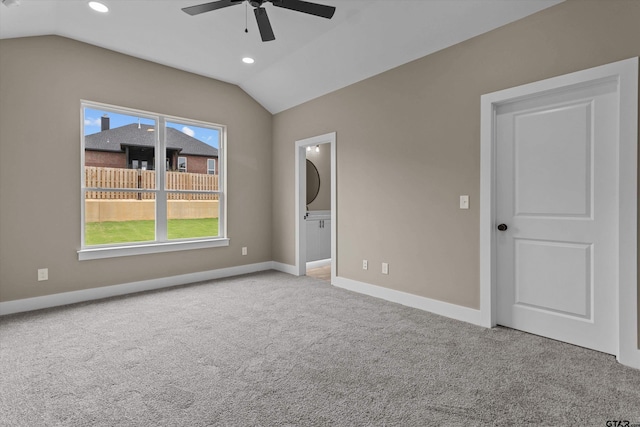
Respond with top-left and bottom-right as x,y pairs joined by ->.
242,57 -> 255,64
88,1 -> 109,13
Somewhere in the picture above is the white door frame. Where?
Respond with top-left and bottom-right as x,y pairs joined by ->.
479,58 -> 639,369
295,132 -> 337,282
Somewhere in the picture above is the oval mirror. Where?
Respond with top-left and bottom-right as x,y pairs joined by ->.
306,159 -> 320,205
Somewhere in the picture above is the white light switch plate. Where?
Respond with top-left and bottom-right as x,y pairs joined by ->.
460,195 -> 469,209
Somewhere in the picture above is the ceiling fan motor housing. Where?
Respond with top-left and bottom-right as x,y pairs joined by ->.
183,0 -> 336,42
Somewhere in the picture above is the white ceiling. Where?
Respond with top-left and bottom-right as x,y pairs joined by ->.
0,0 -> 563,113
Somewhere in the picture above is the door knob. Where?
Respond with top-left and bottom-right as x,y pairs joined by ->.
497,224 -> 508,231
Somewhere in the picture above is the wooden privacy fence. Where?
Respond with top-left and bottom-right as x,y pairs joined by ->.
84,166 -> 218,200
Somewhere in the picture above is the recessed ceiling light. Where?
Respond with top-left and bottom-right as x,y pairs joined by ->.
242,57 -> 255,64
88,1 -> 108,13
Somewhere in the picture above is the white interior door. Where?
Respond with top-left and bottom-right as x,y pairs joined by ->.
496,78 -> 619,354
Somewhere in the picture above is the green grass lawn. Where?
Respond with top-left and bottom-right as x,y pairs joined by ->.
85,218 -> 218,245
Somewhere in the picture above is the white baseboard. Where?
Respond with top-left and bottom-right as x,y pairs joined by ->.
306,258 -> 331,269
618,349 -> 640,370
0,262 -> 274,316
271,261 -> 298,275
3,263 -> 482,329
333,276 -> 484,327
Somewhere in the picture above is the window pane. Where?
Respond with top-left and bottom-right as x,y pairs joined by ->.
167,193 -> 219,240
165,121 -> 219,187
84,192 -> 156,246
84,107 -> 156,189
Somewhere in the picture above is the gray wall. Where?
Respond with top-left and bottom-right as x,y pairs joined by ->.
0,36 -> 272,301
271,0 -> 640,326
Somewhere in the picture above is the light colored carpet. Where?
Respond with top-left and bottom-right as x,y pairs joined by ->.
1,270 -> 639,426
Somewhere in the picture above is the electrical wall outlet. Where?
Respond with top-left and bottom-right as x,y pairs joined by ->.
37,268 -> 48,281
362,260 -> 368,270
242,247 -> 248,256
382,263 -> 389,275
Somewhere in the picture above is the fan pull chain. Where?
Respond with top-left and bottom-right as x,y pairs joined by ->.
245,2 -> 248,33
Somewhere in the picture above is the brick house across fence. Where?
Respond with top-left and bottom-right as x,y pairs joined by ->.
84,116 -> 220,222
85,116 -> 218,174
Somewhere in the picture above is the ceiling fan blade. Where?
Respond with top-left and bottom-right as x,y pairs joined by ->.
182,0 -> 243,16
254,7 -> 275,42
271,0 -> 335,19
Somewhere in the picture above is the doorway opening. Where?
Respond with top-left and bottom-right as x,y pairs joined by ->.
295,132 -> 336,282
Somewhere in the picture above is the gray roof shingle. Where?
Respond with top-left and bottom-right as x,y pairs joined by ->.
85,123 -> 218,157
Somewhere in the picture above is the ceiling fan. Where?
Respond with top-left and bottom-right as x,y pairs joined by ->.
182,0 -> 336,42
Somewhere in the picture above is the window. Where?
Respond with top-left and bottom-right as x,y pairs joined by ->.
80,101 -> 227,260
178,156 -> 187,172
207,159 -> 216,175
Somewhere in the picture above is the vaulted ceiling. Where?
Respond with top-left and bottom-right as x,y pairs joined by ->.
0,0 -> 563,113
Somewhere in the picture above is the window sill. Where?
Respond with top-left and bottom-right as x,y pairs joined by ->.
78,238 -> 230,261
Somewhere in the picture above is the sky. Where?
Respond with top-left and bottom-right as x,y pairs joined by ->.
84,107 -> 219,149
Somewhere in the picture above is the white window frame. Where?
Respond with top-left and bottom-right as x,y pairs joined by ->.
79,100 -> 228,260
178,156 -> 187,172
207,158 -> 216,175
